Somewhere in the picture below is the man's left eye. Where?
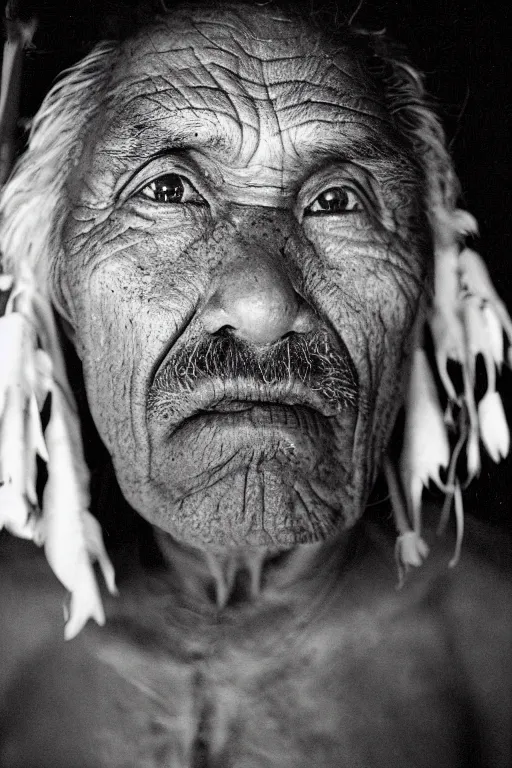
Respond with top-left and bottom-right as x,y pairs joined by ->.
138,173 -> 206,205
304,186 -> 361,216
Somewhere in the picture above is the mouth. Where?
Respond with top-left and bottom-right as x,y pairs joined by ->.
145,378 -> 358,547
148,378 -> 346,441
199,399 -> 274,413
190,400 -> 324,430
154,398 -> 341,491
147,328 -> 359,442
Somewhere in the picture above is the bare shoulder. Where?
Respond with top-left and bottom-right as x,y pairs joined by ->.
361,509 -> 512,767
431,514 -> 512,765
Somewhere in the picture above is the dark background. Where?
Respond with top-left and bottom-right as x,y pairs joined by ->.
6,0 -> 511,525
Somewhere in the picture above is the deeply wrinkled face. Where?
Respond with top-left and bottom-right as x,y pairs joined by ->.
56,4 -> 429,550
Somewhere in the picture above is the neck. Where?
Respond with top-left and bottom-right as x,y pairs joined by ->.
151,526 -> 360,612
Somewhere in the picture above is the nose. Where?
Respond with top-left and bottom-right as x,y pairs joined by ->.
200,254 -> 316,345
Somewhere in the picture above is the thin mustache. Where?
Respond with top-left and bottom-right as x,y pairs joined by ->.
148,331 -> 359,417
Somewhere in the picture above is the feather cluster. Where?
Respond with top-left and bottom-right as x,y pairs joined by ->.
0,266 -> 116,639
390,208 -> 511,583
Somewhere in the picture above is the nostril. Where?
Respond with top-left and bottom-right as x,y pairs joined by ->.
200,257 -> 316,345
213,325 -> 236,338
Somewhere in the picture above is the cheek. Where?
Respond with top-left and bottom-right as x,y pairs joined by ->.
302,222 -> 426,479
57,216 -> 212,469
303,220 -> 425,376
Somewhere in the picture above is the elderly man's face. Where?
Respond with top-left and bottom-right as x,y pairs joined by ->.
57,4 -> 428,549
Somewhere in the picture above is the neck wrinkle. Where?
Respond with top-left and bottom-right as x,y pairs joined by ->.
151,526 -> 360,614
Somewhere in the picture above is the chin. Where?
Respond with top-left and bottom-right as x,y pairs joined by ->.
134,422 -> 356,551
148,474 -> 351,551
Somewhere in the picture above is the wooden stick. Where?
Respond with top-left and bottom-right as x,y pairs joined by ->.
0,5 -> 37,185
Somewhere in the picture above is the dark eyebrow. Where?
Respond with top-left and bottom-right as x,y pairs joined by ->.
301,125 -> 419,180
103,116 -> 231,162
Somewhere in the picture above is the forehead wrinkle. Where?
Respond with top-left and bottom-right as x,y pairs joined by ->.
107,88 -> 388,154
190,11 -> 300,40
88,11 -> 415,183
109,12 -> 386,128
95,90 -> 410,185
276,99 -> 391,128
270,70 -> 390,116
108,51 -> 260,155
201,58 -> 383,113
101,95 -> 256,164
104,70 -> 251,142
188,16 -> 305,62
115,40 -> 381,116
94,109 -> 254,181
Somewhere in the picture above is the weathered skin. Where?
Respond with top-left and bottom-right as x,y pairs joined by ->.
55,3 -> 428,550
0,5 -> 511,767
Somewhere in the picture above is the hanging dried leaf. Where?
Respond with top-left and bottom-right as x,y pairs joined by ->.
400,347 -> 450,533
38,383 -> 115,640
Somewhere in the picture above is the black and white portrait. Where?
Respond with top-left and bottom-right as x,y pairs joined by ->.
0,1 -> 510,766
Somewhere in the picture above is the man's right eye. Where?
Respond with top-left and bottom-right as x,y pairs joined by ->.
139,173 -> 206,205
